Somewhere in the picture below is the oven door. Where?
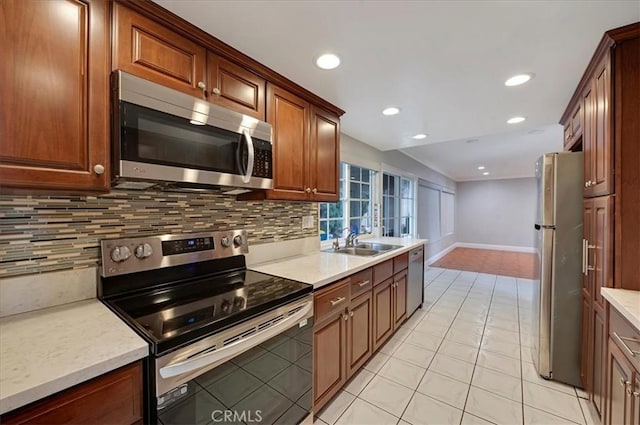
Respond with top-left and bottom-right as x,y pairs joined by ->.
154,296 -> 313,425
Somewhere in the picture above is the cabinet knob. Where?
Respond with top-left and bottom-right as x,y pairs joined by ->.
312,188 -> 318,194
343,313 -> 348,321
93,164 -> 105,175
212,87 -> 221,95
197,81 -> 206,96
349,311 -> 354,317
305,187 -> 311,193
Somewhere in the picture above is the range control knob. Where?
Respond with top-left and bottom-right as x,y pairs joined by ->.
233,235 -> 244,247
220,236 -> 231,248
134,243 -> 153,259
221,300 -> 231,314
110,246 -> 132,263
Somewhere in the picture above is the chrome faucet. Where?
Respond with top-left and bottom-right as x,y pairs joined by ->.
345,231 -> 358,248
331,227 -> 352,250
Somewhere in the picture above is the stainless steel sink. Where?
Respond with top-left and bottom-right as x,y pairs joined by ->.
355,243 -> 402,252
323,247 -> 381,256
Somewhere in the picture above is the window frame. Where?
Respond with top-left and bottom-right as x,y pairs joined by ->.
381,167 -> 417,238
319,162 -> 378,244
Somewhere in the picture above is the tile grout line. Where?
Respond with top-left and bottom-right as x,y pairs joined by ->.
459,274 -> 498,425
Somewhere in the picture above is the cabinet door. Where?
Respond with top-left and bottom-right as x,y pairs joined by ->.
606,339 -> 633,425
572,101 -> 583,141
373,278 -> 394,351
266,84 -> 310,200
592,308 -> 607,418
0,0 -> 109,193
592,196 -> 614,310
313,310 -> 347,411
584,55 -> 613,197
207,53 -> 265,120
564,124 -> 574,151
113,3 -> 206,98
347,291 -> 373,377
583,82 -> 594,194
581,294 -> 592,391
309,106 -> 340,202
583,199 -> 595,298
393,271 -> 408,328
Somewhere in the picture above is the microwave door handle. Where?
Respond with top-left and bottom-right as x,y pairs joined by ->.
242,129 -> 255,184
159,301 -> 312,379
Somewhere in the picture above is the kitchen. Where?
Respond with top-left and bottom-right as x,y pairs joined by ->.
0,1 -> 639,425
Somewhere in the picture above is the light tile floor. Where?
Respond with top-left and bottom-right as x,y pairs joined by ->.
315,267 -> 600,425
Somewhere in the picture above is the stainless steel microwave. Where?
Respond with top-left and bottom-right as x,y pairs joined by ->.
111,71 -> 273,191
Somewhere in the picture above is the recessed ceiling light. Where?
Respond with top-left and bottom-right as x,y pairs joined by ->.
483,172 -> 490,175
315,53 -> 340,70
412,133 -> 427,140
505,73 -> 534,87
382,107 -> 400,116
477,166 -> 485,170
507,116 -> 526,124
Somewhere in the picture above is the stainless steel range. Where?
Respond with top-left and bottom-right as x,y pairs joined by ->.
99,231 -> 314,425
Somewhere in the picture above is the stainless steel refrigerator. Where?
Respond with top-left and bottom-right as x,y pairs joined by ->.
531,152 -> 583,387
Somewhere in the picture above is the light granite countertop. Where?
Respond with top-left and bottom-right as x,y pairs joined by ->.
249,237 -> 427,289
602,287 -> 640,331
0,299 -> 149,415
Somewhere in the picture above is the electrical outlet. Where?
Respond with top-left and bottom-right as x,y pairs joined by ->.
302,215 -> 314,229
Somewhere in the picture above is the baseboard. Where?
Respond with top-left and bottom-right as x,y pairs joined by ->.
455,242 -> 536,254
426,243 -> 458,265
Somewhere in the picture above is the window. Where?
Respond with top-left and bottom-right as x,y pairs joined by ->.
382,173 -> 414,237
319,163 -> 377,241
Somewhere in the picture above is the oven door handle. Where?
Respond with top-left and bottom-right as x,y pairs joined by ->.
159,301 -> 312,379
241,129 -> 255,184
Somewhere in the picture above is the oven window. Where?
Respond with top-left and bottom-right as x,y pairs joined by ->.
157,318 -> 313,425
120,102 -> 245,175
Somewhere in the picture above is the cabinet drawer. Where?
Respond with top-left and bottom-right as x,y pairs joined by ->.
350,268 -> 372,299
609,306 -> 640,371
1,361 -> 142,424
373,259 -> 393,286
394,252 -> 409,273
315,279 -> 350,323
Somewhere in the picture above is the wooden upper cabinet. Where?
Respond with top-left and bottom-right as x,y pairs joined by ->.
564,101 -> 583,151
0,0 -> 109,193
113,3 -> 206,98
584,54 -> 613,197
266,84 -> 310,199
309,106 -> 340,202
207,53 -> 266,120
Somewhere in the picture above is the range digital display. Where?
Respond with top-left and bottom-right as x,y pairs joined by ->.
161,237 -> 214,256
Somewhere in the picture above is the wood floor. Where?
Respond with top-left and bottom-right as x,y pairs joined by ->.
429,247 -> 537,279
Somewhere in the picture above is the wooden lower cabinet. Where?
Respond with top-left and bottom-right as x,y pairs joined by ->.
347,291 -> 373,376
592,307 -> 607,418
581,293 -> 591,391
373,277 -> 394,351
1,361 -> 143,424
393,270 -> 408,328
606,339 -> 634,425
313,309 -> 347,411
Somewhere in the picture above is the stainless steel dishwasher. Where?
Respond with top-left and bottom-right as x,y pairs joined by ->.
407,245 -> 425,315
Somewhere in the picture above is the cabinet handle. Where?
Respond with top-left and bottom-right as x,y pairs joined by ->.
613,332 -> 640,357
197,81 -> 206,97
305,187 -> 311,193
212,87 -> 221,95
330,296 -> 346,307
343,313 -> 348,321
93,164 -> 105,175
620,377 -> 630,387
632,391 -> 640,398
349,311 -> 354,317
358,280 -> 370,287
312,188 -> 318,194
585,181 -> 591,188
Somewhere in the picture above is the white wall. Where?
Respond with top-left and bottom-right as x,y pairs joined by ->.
341,134 -> 457,260
455,177 -> 537,249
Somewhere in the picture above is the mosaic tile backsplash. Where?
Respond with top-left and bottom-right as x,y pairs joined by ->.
0,190 -> 318,278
